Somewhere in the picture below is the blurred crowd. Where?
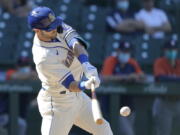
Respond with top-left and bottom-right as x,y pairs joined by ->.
103,0 -> 180,135
0,0 -> 180,135
0,0 -> 36,17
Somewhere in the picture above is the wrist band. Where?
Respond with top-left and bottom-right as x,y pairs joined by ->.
78,81 -> 86,91
78,54 -> 89,64
61,74 -> 75,89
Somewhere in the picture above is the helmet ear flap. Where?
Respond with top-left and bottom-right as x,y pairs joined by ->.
57,26 -> 63,33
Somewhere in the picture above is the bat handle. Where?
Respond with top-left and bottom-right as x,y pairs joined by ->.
91,83 -> 95,92
91,83 -> 96,99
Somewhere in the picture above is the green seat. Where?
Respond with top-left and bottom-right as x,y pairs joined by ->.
134,37 -> 164,66
83,0 -> 109,6
0,12 -> 19,34
104,33 -> 122,57
0,35 -> 17,64
81,32 -> 106,66
54,0 -> 83,30
80,6 -> 108,33
104,34 -> 135,58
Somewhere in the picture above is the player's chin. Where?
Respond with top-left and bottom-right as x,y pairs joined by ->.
53,32 -> 57,37
69,89 -> 81,92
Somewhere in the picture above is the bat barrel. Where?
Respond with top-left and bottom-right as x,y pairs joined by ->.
91,83 -> 104,125
92,99 -> 103,125
96,119 -> 104,125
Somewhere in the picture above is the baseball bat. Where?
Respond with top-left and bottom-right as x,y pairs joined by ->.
91,83 -> 104,125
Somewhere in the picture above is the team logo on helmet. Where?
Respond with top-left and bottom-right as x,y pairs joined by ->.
31,10 -> 39,16
48,13 -> 55,22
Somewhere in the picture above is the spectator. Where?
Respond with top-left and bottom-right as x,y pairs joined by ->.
6,57 -> 37,80
135,0 -> 172,39
153,39 -> 180,135
13,0 -> 37,17
154,39 -> 180,81
0,0 -> 36,17
164,0 -> 180,4
101,41 -> 145,135
106,0 -> 143,34
0,0 -> 14,13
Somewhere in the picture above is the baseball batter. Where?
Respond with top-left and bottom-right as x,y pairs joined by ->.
27,6 -> 113,135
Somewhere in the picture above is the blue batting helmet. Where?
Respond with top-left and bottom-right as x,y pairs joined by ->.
27,6 -> 62,31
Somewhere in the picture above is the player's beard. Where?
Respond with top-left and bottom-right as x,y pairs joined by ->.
49,31 -> 57,39
41,30 -> 57,40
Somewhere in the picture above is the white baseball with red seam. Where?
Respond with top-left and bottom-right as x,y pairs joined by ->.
120,106 -> 131,117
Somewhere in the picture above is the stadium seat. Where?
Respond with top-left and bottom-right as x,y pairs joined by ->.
83,0 -> 109,6
104,33 -> 122,57
80,5 -> 108,33
0,12 -> 20,64
0,35 -> 17,64
80,32 -> 106,66
104,33 -> 135,58
133,36 -> 164,65
0,11 -> 19,32
54,0 -> 83,30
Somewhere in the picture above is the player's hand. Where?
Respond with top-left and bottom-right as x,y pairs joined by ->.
84,76 -> 100,89
82,62 -> 98,79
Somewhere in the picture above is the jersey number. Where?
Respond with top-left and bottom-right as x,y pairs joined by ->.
64,50 -> 74,68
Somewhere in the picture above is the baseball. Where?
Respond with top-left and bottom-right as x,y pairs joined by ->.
120,106 -> 131,117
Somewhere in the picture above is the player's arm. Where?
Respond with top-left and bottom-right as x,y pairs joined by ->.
38,58 -> 97,92
61,72 -> 98,92
62,41 -> 100,90
67,76 -> 97,92
73,41 -> 100,88
60,22 -> 100,88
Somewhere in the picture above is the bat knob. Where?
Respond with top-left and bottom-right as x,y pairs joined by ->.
96,119 -> 104,125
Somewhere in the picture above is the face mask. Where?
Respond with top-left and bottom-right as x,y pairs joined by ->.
165,50 -> 178,60
118,53 -> 130,63
117,1 -> 129,11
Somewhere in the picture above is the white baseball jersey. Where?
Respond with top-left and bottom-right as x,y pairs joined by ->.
32,22 -> 84,92
32,22 -> 113,135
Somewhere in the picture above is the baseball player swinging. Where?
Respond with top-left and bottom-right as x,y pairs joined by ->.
27,6 -> 113,135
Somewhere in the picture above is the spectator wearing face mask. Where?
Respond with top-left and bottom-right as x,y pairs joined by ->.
154,40 -> 180,81
106,0 -> 144,34
102,41 -> 145,82
101,41 -> 145,135
153,39 -> 180,135
6,57 -> 37,80
135,0 -> 172,39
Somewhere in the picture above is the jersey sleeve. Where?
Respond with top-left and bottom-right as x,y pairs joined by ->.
129,59 -> 143,74
101,56 -> 117,76
60,22 -> 89,49
154,58 -> 166,76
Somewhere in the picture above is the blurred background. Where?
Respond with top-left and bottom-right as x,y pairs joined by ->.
0,0 -> 180,135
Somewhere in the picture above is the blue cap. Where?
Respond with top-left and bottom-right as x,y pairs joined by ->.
28,6 -> 62,31
118,41 -> 132,51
